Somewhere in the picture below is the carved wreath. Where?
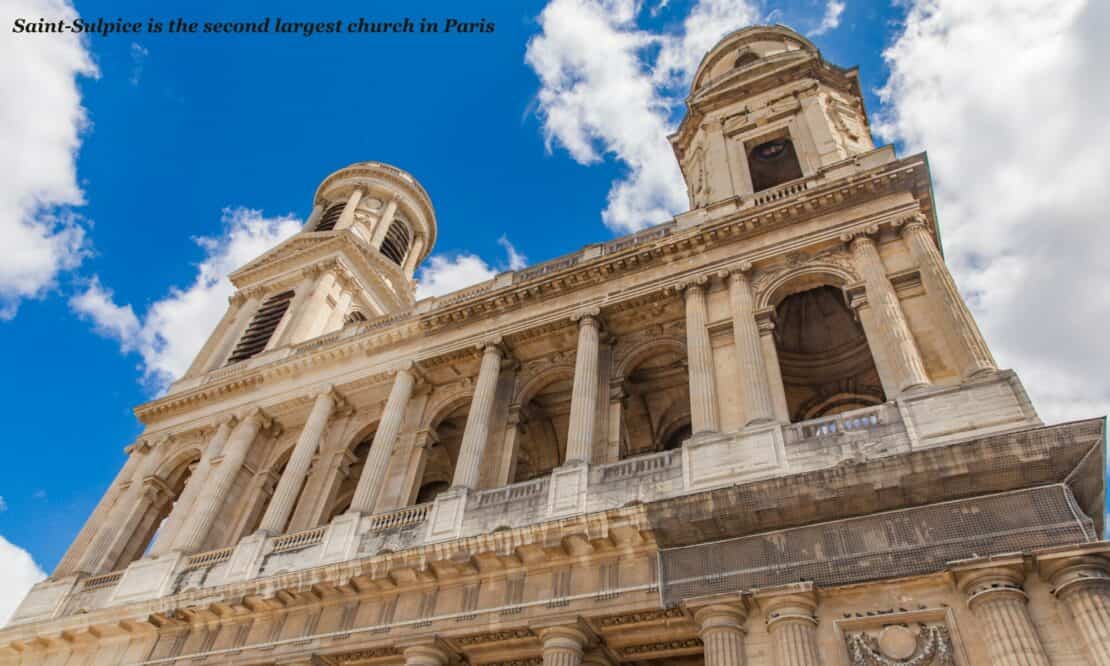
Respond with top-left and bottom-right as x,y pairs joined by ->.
846,625 -> 954,666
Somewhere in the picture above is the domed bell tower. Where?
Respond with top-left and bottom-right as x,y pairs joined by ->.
670,26 -> 875,210
181,162 -> 436,380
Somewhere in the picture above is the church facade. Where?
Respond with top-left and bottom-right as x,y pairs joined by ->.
3,25 -> 1107,666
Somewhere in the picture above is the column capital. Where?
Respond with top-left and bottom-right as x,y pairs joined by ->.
475,337 -> 508,358
718,261 -> 754,282
686,598 -> 751,633
678,274 -> 710,295
239,407 -> 277,434
397,637 -> 455,666
754,306 -> 777,334
535,619 -> 594,652
952,556 -> 1028,609
571,307 -> 602,327
896,212 -> 931,235
753,582 -> 818,631
1035,548 -> 1110,599
228,291 -> 248,307
842,226 -> 881,249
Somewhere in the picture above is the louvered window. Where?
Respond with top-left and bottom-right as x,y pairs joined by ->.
314,203 -> 345,232
380,220 -> 411,266
226,291 -> 294,364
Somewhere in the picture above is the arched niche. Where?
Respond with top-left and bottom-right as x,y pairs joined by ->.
116,449 -> 200,569
511,368 -> 575,483
615,339 -> 690,458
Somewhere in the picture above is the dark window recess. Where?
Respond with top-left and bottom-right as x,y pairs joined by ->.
734,51 -> 760,68
226,291 -> 294,364
314,203 -> 345,232
380,220 -> 411,266
344,309 -> 368,323
748,137 -> 804,192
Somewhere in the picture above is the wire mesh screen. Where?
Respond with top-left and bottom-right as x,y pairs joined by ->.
659,484 -> 1095,606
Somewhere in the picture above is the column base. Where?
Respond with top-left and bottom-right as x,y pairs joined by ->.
220,533 -> 269,584
683,424 -> 785,491
6,575 -> 80,625
425,488 -> 468,543
548,461 -> 589,518
108,551 -> 185,606
320,512 -> 362,563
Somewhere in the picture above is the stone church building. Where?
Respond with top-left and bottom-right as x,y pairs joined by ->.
4,24 -> 1107,666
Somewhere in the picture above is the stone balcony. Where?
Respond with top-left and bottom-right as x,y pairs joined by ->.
10,369 -> 1041,626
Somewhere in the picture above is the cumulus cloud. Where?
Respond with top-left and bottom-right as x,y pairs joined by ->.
808,0 -> 845,36
526,0 -> 758,234
0,535 -> 47,625
416,237 -> 529,300
129,42 -> 149,86
71,207 -> 302,390
0,0 -> 97,318
874,0 -> 1110,423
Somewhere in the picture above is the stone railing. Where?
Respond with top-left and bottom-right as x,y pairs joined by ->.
183,546 -> 234,571
603,222 -> 674,255
513,254 -> 582,284
81,571 -> 124,591
365,503 -> 432,531
471,477 -> 551,509
594,449 -> 679,482
270,526 -> 327,554
787,404 -> 887,440
750,178 -> 812,207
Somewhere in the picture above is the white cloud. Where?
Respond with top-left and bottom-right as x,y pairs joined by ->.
808,0 -> 845,36
416,237 -> 529,299
0,535 -> 46,626
0,497 -> 6,512
498,236 -> 529,270
0,0 -> 97,318
526,0 -> 758,234
874,0 -> 1110,423
71,207 -> 301,390
129,42 -> 149,86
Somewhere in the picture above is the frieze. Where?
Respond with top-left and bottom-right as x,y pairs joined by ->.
616,637 -> 703,656
846,624 -> 954,666
594,606 -> 686,627
454,628 -> 536,646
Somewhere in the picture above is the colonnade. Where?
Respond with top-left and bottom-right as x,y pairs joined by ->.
72,218 -> 999,577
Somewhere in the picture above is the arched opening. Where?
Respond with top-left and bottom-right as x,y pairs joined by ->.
415,401 -> 467,503
325,438 -> 373,522
119,453 -> 198,567
314,202 -> 345,232
747,135 -> 803,192
734,51 -> 760,68
380,219 -> 411,266
772,285 -> 885,423
513,374 -> 573,482
618,344 -> 691,458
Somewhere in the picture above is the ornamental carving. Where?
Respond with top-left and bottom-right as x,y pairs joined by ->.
455,627 -> 535,646
332,646 -> 402,662
618,638 -> 702,656
846,624 -> 954,666
595,606 -> 685,627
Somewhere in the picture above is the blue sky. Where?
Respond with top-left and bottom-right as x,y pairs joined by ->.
2,0 -> 1108,621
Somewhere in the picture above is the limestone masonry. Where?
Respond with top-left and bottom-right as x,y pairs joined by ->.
4,24 -> 1107,666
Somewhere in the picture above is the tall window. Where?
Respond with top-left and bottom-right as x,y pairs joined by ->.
314,202 -> 345,232
226,290 -> 294,364
380,219 -> 411,266
747,135 -> 804,192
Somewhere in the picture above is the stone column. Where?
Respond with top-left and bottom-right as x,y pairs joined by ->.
370,199 -> 399,246
336,188 -> 363,231
755,308 -> 790,423
955,560 -> 1050,666
693,603 -> 749,666
1043,556 -> 1110,665
684,279 -> 720,434
848,233 -> 930,394
727,267 -> 776,425
901,217 -> 996,378
404,235 -> 426,275
204,293 -> 262,372
172,409 -> 272,553
273,271 -> 320,347
348,366 -> 416,514
288,270 -> 339,344
76,439 -> 164,573
566,312 -> 601,463
539,625 -> 589,666
452,343 -> 504,490
755,583 -> 820,666
149,418 -> 236,556
302,202 -> 324,231
258,389 -> 340,534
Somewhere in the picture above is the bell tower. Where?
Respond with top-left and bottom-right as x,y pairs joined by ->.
670,25 -> 874,209
182,161 -> 436,378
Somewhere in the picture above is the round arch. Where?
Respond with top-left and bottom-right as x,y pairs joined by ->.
757,264 -> 856,310
614,337 -> 686,382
